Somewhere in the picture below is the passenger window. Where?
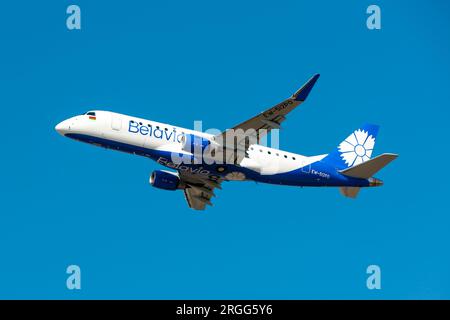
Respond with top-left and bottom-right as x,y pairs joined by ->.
292,157 -> 296,160
284,155 -> 287,158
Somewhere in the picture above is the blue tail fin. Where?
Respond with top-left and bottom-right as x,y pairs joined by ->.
322,124 -> 380,170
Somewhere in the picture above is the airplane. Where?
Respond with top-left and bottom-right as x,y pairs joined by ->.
55,74 -> 398,210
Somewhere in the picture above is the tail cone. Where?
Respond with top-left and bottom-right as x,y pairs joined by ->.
369,177 -> 383,187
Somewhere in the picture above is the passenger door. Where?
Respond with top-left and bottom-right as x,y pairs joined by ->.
111,115 -> 122,131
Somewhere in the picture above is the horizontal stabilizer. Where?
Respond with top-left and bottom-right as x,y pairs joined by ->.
339,153 -> 398,179
340,187 -> 361,198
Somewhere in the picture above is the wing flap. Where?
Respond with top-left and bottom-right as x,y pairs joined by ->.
179,172 -> 222,210
184,188 -> 212,210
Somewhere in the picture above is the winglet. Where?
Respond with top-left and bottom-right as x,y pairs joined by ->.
293,74 -> 320,101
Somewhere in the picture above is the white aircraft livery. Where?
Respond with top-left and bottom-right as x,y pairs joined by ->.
55,74 -> 398,210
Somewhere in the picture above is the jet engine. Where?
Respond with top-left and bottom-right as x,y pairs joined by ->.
149,170 -> 181,191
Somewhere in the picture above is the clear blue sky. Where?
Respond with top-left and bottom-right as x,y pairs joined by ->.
0,0 -> 449,299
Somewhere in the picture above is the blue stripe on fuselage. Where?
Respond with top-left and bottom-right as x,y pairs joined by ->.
64,133 -> 369,187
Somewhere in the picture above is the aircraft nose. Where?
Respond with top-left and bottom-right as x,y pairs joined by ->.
55,120 -> 70,136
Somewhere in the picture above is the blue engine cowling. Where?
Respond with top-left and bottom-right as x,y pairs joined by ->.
181,134 -> 211,153
149,170 -> 180,191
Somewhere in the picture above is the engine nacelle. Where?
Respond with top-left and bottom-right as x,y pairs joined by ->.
180,133 -> 212,153
149,170 -> 181,191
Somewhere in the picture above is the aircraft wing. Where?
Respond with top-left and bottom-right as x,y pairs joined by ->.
215,74 -> 320,147
179,172 -> 223,210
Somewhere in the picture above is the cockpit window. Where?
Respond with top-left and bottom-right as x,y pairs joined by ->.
86,111 -> 96,116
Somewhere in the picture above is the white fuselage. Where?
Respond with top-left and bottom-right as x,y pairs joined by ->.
55,110 -> 326,179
